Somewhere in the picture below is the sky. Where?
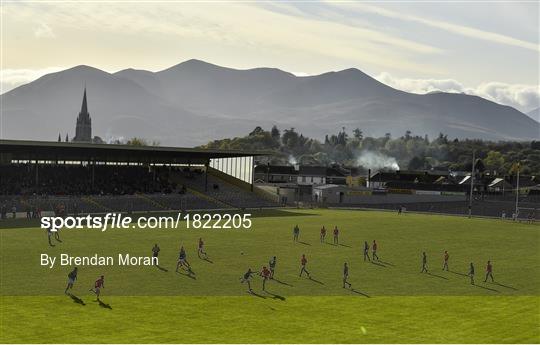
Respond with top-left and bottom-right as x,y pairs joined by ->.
1,1 -> 539,115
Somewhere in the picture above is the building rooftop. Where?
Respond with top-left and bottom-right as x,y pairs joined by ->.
0,139 -> 271,165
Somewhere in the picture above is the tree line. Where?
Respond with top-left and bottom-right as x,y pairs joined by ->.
200,126 -> 540,175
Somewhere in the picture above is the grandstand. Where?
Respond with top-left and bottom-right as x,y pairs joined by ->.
0,139 -> 278,217
1,140 -> 538,221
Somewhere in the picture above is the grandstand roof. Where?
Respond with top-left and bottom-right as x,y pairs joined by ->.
0,139 -> 271,164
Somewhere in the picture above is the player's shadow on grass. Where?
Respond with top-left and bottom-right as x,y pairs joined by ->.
351,289 -> 370,298
370,261 -> 387,268
474,284 -> 499,293
449,270 -> 468,277
308,277 -> 324,285
155,265 -> 168,272
338,243 -> 352,248
273,278 -> 293,287
177,270 -> 197,280
490,282 -> 518,291
378,260 -> 394,266
325,242 -> 337,246
68,293 -> 85,306
298,241 -> 311,246
265,291 -> 286,301
97,300 -> 112,309
427,272 -> 448,280
202,258 -> 214,264
249,291 -> 267,299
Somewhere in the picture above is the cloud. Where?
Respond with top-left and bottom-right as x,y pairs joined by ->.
1,67 -> 65,93
375,72 -> 540,117
3,2 -> 443,75
34,23 -> 55,39
474,82 -> 540,113
376,73 -> 465,94
327,2 -> 539,52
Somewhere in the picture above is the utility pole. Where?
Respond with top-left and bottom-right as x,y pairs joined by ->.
515,162 -> 520,219
468,151 -> 475,218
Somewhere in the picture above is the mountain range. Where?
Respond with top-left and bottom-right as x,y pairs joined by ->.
1,59 -> 538,146
527,107 -> 540,122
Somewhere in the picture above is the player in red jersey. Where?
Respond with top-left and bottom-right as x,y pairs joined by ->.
363,241 -> 371,262
320,226 -> 327,243
333,226 -> 339,245
299,254 -> 310,278
197,238 -> 207,259
260,266 -> 271,291
89,275 -> 105,301
484,260 -> 494,282
442,250 -> 449,271
372,240 -> 379,261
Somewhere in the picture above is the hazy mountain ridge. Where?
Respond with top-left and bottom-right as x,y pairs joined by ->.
527,107 -> 540,122
1,59 -> 538,146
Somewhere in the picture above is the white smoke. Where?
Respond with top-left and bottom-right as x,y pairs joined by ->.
105,134 -> 126,144
288,155 -> 298,166
356,151 -> 400,171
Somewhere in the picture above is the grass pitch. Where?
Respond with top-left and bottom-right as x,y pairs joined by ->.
1,209 -> 539,343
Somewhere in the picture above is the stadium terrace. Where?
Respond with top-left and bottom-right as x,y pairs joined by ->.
0,139 -> 279,218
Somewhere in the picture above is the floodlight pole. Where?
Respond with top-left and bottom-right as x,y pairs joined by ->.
35,159 -> 39,186
468,150 -> 475,218
204,161 -> 209,192
515,162 -> 520,217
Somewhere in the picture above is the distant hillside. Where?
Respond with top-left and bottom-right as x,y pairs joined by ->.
527,107 -> 540,122
1,59 -> 538,145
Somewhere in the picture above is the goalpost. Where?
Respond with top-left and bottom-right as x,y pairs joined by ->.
515,207 -> 539,222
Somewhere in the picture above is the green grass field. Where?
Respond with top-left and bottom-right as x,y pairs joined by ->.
1,209 -> 539,343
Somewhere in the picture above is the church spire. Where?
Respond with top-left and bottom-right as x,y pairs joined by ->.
80,87 -> 88,114
73,87 -> 92,142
